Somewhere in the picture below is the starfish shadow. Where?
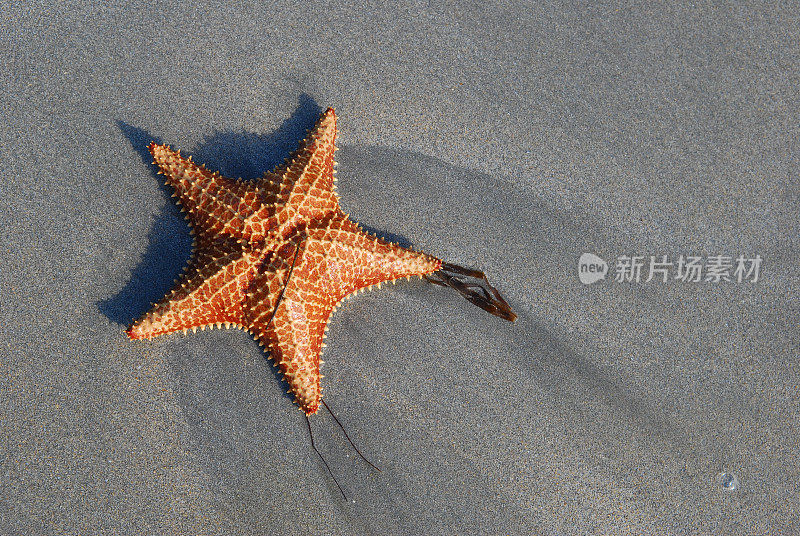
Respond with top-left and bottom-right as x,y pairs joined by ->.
97,121 -> 191,326
190,93 -> 323,181
97,205 -> 193,327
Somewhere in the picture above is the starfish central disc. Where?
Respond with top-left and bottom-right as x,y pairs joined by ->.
126,109 -> 442,415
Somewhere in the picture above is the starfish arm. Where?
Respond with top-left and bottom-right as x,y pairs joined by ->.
245,240 -> 332,415
254,295 -> 333,416
265,108 -> 341,227
126,238 -> 259,339
304,213 -> 442,302
149,143 -> 284,242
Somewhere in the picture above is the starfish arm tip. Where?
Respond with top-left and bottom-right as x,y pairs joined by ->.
125,325 -> 146,340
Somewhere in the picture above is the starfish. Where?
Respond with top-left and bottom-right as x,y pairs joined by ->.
127,108 -> 515,418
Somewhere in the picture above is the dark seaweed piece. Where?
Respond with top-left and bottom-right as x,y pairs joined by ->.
425,262 -> 517,322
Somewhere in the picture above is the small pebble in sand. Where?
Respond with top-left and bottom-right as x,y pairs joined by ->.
718,472 -> 739,491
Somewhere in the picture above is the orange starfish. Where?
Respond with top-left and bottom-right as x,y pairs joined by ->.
127,108 -> 515,417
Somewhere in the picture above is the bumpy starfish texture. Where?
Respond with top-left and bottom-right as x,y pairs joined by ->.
127,108 -> 444,415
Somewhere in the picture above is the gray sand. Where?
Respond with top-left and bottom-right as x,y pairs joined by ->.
1,3 -> 798,535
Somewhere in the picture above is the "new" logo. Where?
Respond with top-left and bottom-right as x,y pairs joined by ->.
578,253 -> 608,285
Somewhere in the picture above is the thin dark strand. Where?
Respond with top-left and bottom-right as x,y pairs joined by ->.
306,415 -> 347,501
264,240 -> 303,329
321,399 -> 381,472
